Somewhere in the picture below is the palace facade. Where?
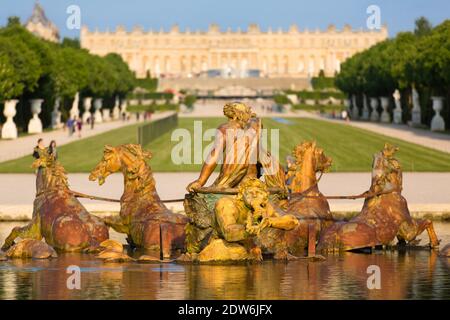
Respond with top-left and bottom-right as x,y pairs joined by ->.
81,23 -> 388,79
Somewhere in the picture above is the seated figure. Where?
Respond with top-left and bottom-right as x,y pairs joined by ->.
185,177 -> 298,263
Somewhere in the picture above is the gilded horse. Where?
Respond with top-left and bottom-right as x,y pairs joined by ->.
89,144 -> 189,259
283,141 -> 334,255
1,151 -> 109,252
317,143 -> 440,252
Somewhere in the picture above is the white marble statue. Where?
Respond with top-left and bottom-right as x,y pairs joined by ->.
51,97 -> 62,129
411,87 -> 422,126
70,92 -> 80,119
82,97 -> 93,123
1,100 -> 19,139
380,97 -> 391,123
28,99 -> 44,134
102,108 -> 111,122
112,96 -> 120,120
370,97 -> 380,122
351,94 -> 359,120
393,89 -> 402,124
94,98 -> 103,123
431,96 -> 445,131
361,94 -> 370,120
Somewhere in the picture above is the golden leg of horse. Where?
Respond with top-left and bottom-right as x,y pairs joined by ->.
426,223 -> 440,249
308,224 -> 316,257
103,215 -> 129,234
1,220 -> 41,251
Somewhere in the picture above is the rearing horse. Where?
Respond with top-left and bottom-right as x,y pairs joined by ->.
317,143 -> 440,252
2,151 -> 109,252
89,144 -> 189,259
283,141 -> 334,255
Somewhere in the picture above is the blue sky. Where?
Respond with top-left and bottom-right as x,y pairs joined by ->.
1,0 -> 449,39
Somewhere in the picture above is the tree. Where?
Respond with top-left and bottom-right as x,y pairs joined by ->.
62,37 -> 81,49
414,17 -> 432,37
0,53 -> 22,101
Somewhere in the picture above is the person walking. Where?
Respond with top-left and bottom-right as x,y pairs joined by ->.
76,117 -> 83,138
48,140 -> 58,160
67,118 -> 74,137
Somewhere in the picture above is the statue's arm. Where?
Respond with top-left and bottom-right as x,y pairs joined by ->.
187,128 -> 224,191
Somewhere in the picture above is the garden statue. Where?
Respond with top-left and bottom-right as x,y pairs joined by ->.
182,177 -> 298,263
2,151 -> 109,253
70,92 -> 80,119
317,143 -> 440,252
393,89 -> 403,124
284,141 -> 334,256
411,86 -> 422,126
89,144 -> 189,259
183,102 -> 289,261
51,97 -> 62,129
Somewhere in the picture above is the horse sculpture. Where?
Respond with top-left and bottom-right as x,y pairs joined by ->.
89,144 -> 189,259
1,151 -> 109,253
284,141 -> 334,256
317,143 -> 440,252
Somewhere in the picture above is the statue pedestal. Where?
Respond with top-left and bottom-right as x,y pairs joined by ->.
94,99 -> 103,124
1,100 -> 19,139
82,97 -> 92,123
431,97 -> 445,131
370,98 -> 379,122
380,97 -> 391,123
102,109 -> 111,122
28,99 -> 44,134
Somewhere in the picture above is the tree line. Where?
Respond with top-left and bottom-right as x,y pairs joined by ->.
335,17 -> 450,126
0,17 -> 136,131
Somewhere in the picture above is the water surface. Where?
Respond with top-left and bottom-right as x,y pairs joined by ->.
0,222 -> 449,300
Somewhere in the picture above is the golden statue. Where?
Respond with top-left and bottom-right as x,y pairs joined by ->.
90,144 -> 189,259
317,143 -> 440,252
2,151 -> 109,255
284,141 -> 334,256
182,177 -> 298,263
187,101 -> 285,192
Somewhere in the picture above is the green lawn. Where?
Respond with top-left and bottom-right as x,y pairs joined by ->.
1,117 -> 450,173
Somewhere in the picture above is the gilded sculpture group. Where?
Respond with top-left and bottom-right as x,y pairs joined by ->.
1,102 -> 449,263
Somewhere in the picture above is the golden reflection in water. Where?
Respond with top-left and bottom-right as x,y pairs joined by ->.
1,221 -> 450,300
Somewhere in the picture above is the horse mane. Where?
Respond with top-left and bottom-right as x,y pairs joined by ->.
39,153 -> 69,189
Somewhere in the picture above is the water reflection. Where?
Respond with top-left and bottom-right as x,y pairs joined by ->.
0,222 -> 449,300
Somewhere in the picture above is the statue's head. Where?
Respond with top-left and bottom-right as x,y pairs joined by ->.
382,143 -> 399,159
223,102 -> 254,127
372,143 -> 402,191
89,144 -> 152,185
237,177 -> 269,213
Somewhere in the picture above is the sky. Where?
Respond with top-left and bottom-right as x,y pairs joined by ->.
1,0 -> 449,39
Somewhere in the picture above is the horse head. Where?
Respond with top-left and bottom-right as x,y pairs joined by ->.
371,143 -> 402,193
89,144 -> 153,186
289,141 -> 332,192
